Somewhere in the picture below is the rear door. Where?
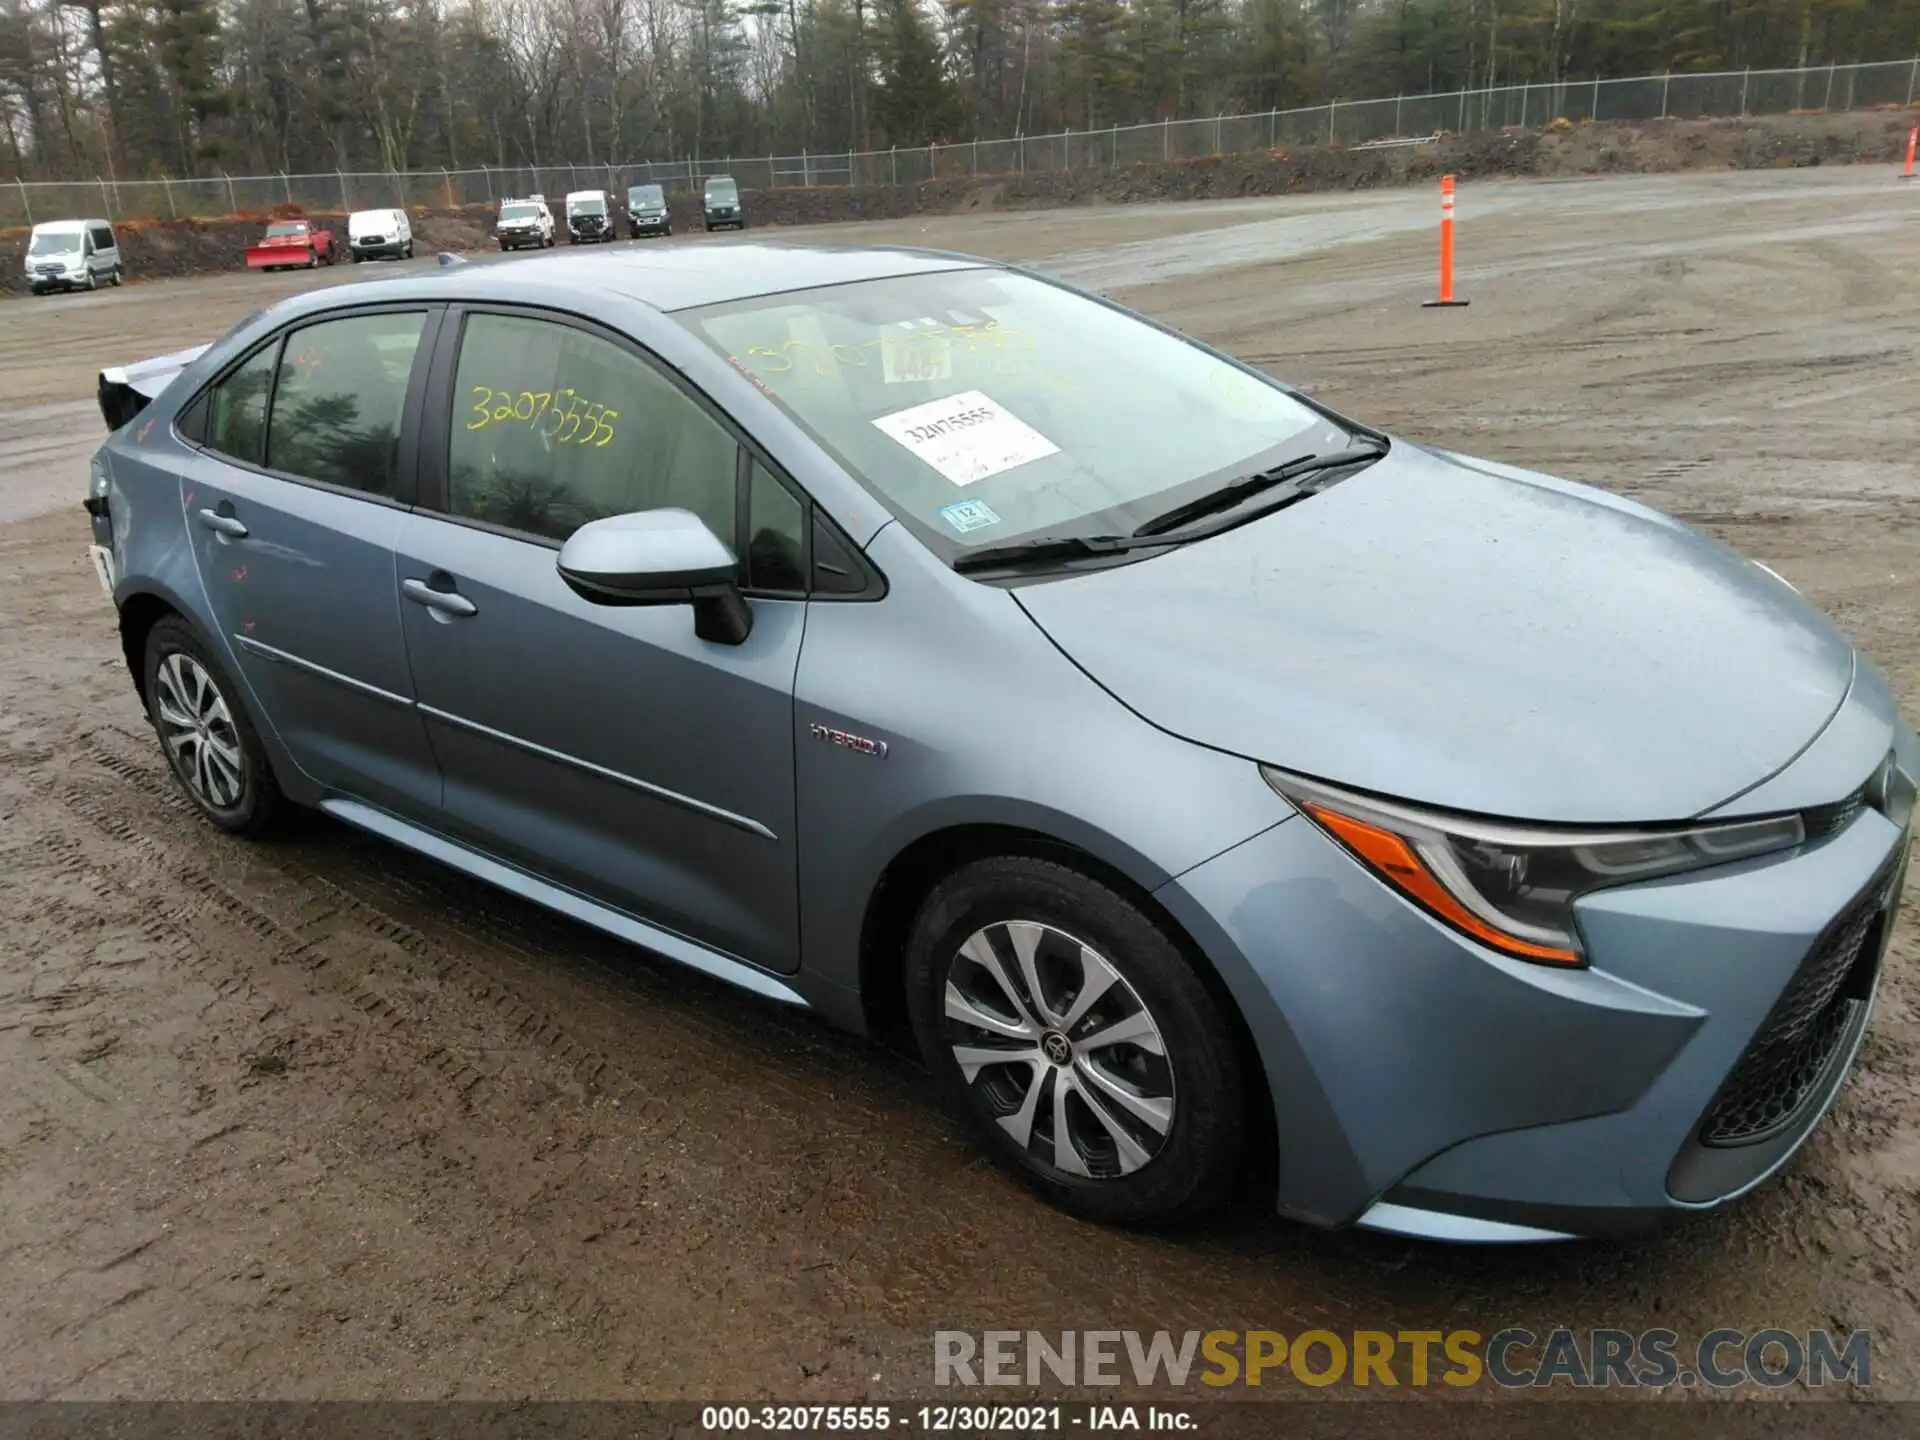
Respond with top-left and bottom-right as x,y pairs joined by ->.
179,304 -> 445,816
392,305 -> 809,971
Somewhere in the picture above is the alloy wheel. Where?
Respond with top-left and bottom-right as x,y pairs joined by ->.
942,920 -> 1176,1179
153,651 -> 247,810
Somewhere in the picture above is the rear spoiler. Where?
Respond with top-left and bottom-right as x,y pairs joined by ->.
98,343 -> 211,431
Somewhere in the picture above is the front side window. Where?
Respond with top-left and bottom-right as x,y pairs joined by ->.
265,311 -> 426,496
205,342 -> 279,465
747,460 -> 806,593
446,313 -> 738,547
676,269 -> 1337,557
90,225 -> 114,250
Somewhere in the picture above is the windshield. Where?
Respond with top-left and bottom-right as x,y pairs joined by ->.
569,196 -> 607,216
29,232 -> 83,255
500,203 -> 540,221
678,270 -> 1337,555
705,180 -> 738,203
629,186 -> 664,209
264,222 -> 305,238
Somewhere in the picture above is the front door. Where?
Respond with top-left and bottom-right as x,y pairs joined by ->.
394,307 -> 804,973
183,306 -> 443,817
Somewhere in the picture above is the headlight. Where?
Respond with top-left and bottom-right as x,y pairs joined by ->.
1261,768 -> 1806,967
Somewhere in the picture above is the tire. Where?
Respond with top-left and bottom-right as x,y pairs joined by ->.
142,616 -> 288,839
110,265 -> 123,287
85,268 -> 98,291
906,855 -> 1246,1226
405,241 -> 414,259
305,248 -> 318,269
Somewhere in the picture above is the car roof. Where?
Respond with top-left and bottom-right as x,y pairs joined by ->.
34,219 -> 98,232
435,241 -> 991,312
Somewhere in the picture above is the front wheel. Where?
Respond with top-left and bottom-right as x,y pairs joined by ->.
143,617 -> 288,838
906,856 -> 1246,1226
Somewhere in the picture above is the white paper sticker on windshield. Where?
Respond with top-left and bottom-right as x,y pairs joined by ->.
872,391 -> 1059,486
882,332 -> 952,384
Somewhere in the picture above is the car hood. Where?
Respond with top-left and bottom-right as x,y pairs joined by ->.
1014,445 -> 1855,824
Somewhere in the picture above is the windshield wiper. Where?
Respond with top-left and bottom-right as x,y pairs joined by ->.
1131,441 -> 1390,539
951,533 -> 1153,574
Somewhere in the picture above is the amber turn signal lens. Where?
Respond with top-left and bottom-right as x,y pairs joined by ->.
1302,802 -> 1585,966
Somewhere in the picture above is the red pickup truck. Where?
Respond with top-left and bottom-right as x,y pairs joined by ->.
245,218 -> 336,272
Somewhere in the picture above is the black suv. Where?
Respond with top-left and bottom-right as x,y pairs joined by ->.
701,176 -> 745,231
627,184 -> 671,238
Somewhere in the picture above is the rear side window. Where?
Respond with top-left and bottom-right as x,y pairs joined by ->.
445,312 -> 737,546
265,312 -> 426,497
204,342 -> 279,465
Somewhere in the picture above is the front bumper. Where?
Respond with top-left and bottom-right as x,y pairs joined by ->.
631,215 -> 670,233
1160,766 -> 1912,1241
351,238 -> 406,257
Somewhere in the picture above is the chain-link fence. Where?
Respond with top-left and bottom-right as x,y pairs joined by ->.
5,57 -> 1917,228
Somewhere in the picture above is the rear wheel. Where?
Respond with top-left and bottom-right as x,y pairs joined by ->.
142,617 -> 287,838
906,856 -> 1246,1226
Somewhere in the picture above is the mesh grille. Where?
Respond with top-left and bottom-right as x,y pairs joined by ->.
1698,877 -> 1887,1147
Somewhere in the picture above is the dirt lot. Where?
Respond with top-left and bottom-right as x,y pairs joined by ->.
1,165 -> 1917,1403
5,109 -> 1913,295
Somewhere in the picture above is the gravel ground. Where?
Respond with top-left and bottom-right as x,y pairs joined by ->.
1,166 -> 1916,1403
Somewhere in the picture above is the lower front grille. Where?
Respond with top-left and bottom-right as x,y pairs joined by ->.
1697,871 -> 1890,1147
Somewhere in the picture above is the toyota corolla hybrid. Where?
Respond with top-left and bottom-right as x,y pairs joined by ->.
85,243 -> 1914,1243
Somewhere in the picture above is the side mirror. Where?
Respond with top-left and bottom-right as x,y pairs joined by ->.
557,508 -> 752,645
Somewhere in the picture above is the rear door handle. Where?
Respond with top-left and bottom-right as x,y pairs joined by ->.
197,506 -> 248,539
402,576 -> 478,618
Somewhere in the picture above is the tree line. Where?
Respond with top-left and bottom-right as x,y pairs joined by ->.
2,0 -> 1916,182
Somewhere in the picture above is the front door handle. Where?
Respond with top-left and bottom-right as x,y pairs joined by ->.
197,506 -> 248,539
402,576 -> 478,618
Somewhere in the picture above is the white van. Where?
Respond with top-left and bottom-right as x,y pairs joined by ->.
25,219 -> 122,295
347,208 -> 414,261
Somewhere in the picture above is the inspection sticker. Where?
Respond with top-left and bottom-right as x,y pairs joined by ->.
872,390 -> 1059,485
939,499 -> 1002,534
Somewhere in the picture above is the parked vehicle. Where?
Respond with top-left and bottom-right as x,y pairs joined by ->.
626,184 -> 671,238
701,175 -> 744,230
348,208 -> 414,262
495,197 -> 555,251
85,243 -> 1916,1242
245,218 -> 334,271
564,190 -> 616,243
25,219 -> 122,294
